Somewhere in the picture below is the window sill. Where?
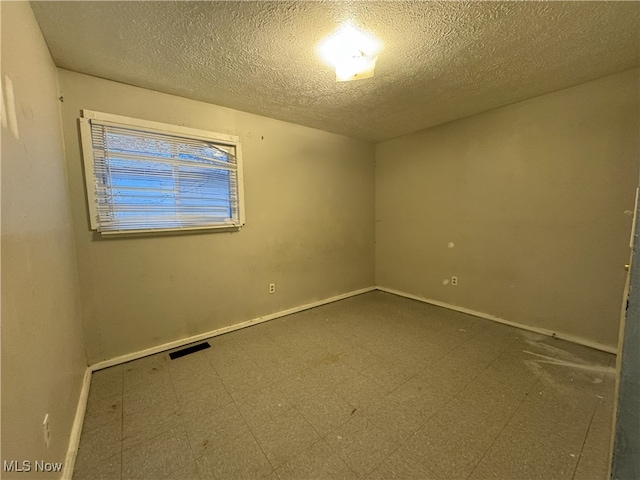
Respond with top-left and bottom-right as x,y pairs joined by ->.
92,224 -> 243,239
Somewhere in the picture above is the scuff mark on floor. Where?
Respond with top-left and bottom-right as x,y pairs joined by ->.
522,350 -> 615,375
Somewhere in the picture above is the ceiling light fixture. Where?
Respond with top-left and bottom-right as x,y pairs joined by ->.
318,22 -> 382,82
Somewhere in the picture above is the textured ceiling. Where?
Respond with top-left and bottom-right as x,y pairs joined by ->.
31,1 -> 640,142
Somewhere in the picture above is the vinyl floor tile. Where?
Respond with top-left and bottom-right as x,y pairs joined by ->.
121,425 -> 193,480
74,292 -> 615,480
404,405 -> 501,480
72,452 -> 121,480
89,366 -> 124,401
295,390 -> 357,436
469,435 -> 580,480
82,392 -> 123,433
163,462 -> 202,480
122,397 -> 182,450
391,373 -> 460,417
123,354 -> 169,389
366,443 -> 440,480
334,371 -> 389,411
251,407 -> 320,469
75,419 -> 122,472
275,440 -> 356,480
194,429 -> 272,480
174,379 -> 234,418
363,392 -> 426,442
122,375 -> 178,417
183,401 -> 251,459
235,383 -> 294,430
324,414 -> 398,478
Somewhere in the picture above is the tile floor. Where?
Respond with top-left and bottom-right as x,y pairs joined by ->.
73,291 -> 616,480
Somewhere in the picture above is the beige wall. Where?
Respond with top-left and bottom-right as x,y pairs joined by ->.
57,70 -> 375,364
1,3 -> 87,477
376,69 -> 640,349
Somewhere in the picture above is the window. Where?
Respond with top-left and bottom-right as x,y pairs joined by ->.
79,110 -> 244,234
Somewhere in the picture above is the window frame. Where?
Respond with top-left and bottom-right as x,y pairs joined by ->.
79,109 -> 245,235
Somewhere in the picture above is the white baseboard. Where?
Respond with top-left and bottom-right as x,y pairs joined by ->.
61,367 -> 91,480
88,282 -> 615,370
90,286 -> 376,371
376,286 -> 618,355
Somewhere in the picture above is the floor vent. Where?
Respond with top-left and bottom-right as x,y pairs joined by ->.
169,342 -> 211,360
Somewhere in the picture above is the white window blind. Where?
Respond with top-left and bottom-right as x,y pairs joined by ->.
80,111 -> 244,234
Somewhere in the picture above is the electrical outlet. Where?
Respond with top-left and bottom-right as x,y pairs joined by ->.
269,283 -> 276,294
43,414 -> 51,449
451,276 -> 458,286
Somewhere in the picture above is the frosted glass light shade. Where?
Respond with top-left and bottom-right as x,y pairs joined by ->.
318,23 -> 382,82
